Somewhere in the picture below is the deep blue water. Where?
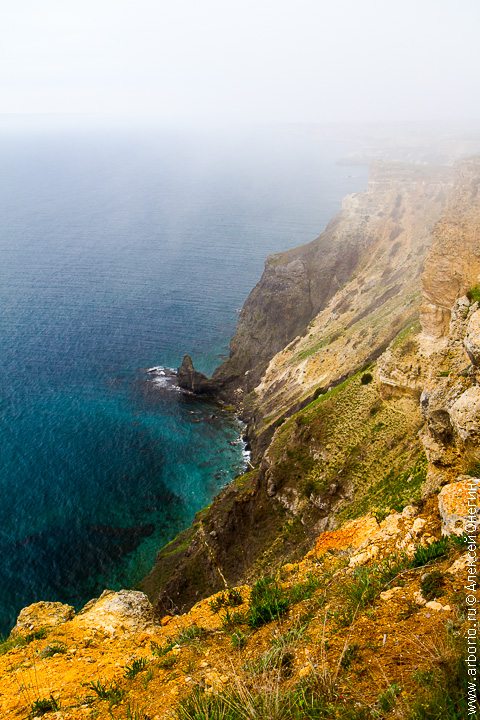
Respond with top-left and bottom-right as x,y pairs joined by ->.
0,120 -> 367,633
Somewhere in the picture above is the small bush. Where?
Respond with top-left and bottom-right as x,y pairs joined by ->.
86,680 -> 125,704
231,631 -> 247,650
39,642 -> 67,658
125,703 -> 151,720
29,696 -> 60,718
420,570 -> 445,601
209,588 -> 243,613
466,461 -> 480,478
407,636 -> 471,719
288,573 -> 320,603
467,284 -> 480,304
221,609 -> 245,630
125,657 -> 149,678
25,628 -> 48,643
176,624 -> 207,644
377,683 -> 401,713
158,654 -> 177,670
151,638 -> 175,657
360,372 -> 373,385
411,537 -> 449,567
247,577 -> 290,628
340,643 -> 360,670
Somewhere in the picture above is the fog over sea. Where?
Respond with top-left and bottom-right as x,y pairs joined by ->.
0,120 -> 367,633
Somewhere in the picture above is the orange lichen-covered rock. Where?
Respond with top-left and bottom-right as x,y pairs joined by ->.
307,515 -> 380,558
11,601 -> 74,636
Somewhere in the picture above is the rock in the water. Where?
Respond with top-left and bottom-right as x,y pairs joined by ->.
177,354 -> 218,395
464,309 -> 480,365
449,386 -> 480,442
438,476 -> 480,535
12,601 -> 75,636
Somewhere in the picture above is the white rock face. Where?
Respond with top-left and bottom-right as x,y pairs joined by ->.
77,589 -> 155,634
449,386 -> 480,442
464,309 -> 480,365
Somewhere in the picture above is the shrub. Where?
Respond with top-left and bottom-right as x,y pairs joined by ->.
39,642 -> 67,658
125,657 -> 149,678
176,624 -> 207,644
231,631 -> 247,650
340,643 -> 360,670
360,372 -> 373,385
221,609 -> 245,630
467,284 -> 480,304
377,683 -> 401,713
86,680 -> 125,704
151,638 -> 175,657
411,537 -> 449,567
420,570 -> 445,601
29,696 -> 60,718
247,577 -> 290,628
158,654 -> 177,670
288,573 -> 320,603
209,589 -> 243,613
407,635 -> 471,719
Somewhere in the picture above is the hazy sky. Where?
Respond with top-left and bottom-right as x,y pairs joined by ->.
1,0 -> 479,124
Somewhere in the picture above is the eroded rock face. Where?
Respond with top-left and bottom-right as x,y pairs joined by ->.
12,601 -> 75,636
421,158 -> 480,339
464,309 -> 480,365
438,476 -> 480,535
449,386 -> 480,443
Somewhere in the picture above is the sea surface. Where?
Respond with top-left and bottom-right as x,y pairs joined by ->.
0,120 -> 367,633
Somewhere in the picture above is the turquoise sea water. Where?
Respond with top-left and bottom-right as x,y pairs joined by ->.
0,121 -> 367,633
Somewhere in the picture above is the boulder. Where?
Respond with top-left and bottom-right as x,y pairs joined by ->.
12,601 -> 75,636
449,386 -> 480,442
77,589 -> 154,634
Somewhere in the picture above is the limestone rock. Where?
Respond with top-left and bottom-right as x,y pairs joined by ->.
380,587 -> 403,601
449,386 -> 480,442
425,600 -> 444,611
464,309 -> 480,365
77,590 -> 154,634
12,601 -> 75,636
438,476 -> 480,535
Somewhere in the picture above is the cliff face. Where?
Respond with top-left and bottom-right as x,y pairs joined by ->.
2,157 -> 479,720
421,157 -> 480,339
142,160 -> 480,616
183,163 -> 453,457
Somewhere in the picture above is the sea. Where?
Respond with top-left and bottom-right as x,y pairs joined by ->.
0,118 -> 367,634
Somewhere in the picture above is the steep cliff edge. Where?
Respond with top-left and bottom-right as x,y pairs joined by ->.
1,158 -> 479,720
180,162 -> 453,458
142,160 -> 479,616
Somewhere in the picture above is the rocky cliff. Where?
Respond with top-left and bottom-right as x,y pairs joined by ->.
143,159 -> 479,617
1,158 -> 479,719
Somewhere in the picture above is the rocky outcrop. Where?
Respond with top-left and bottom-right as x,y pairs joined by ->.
177,354 -> 219,395
11,601 -> 74,636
